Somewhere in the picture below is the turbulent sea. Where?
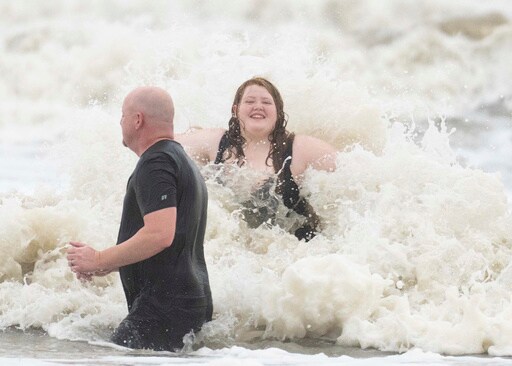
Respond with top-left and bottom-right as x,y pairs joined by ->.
1,1 -> 512,365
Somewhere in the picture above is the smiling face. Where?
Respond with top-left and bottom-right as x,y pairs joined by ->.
234,84 -> 278,140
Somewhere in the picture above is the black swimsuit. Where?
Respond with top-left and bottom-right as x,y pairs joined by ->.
214,132 -> 319,241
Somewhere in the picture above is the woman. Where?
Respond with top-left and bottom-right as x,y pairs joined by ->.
176,77 -> 337,241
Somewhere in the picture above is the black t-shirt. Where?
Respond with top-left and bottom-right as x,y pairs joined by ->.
117,139 -> 211,311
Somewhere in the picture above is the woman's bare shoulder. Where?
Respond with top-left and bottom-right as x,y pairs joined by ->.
292,134 -> 337,172
293,134 -> 336,153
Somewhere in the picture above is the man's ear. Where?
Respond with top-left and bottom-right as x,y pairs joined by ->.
135,112 -> 144,129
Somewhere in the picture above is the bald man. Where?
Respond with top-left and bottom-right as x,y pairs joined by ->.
67,86 -> 212,351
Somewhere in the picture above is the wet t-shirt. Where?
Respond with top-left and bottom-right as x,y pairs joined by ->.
116,139 -> 211,313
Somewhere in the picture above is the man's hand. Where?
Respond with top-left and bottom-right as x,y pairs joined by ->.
67,241 -> 103,274
75,271 -> 93,282
75,269 -> 113,282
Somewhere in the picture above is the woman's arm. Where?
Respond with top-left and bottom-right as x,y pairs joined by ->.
290,134 -> 337,176
175,127 -> 226,164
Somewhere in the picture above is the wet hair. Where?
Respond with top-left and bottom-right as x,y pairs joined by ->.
226,77 -> 289,172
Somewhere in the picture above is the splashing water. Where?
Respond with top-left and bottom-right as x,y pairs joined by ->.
1,1 -> 512,363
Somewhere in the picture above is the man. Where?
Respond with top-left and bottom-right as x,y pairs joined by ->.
67,86 -> 212,351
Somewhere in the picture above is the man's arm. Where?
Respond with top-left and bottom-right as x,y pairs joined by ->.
67,207 -> 176,274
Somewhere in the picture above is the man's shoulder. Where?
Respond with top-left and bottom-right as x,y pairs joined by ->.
134,150 -> 175,179
140,140 -> 183,162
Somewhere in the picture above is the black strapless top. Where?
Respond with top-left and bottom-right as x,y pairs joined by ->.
214,132 -> 319,241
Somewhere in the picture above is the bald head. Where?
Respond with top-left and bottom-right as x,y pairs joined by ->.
121,86 -> 176,155
124,86 -> 175,127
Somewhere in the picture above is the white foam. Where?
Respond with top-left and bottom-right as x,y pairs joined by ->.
1,0 -> 512,360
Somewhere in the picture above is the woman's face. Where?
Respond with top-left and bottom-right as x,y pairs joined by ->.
234,84 -> 278,139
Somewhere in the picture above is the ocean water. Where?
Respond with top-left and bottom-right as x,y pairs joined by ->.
1,1 -> 512,365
